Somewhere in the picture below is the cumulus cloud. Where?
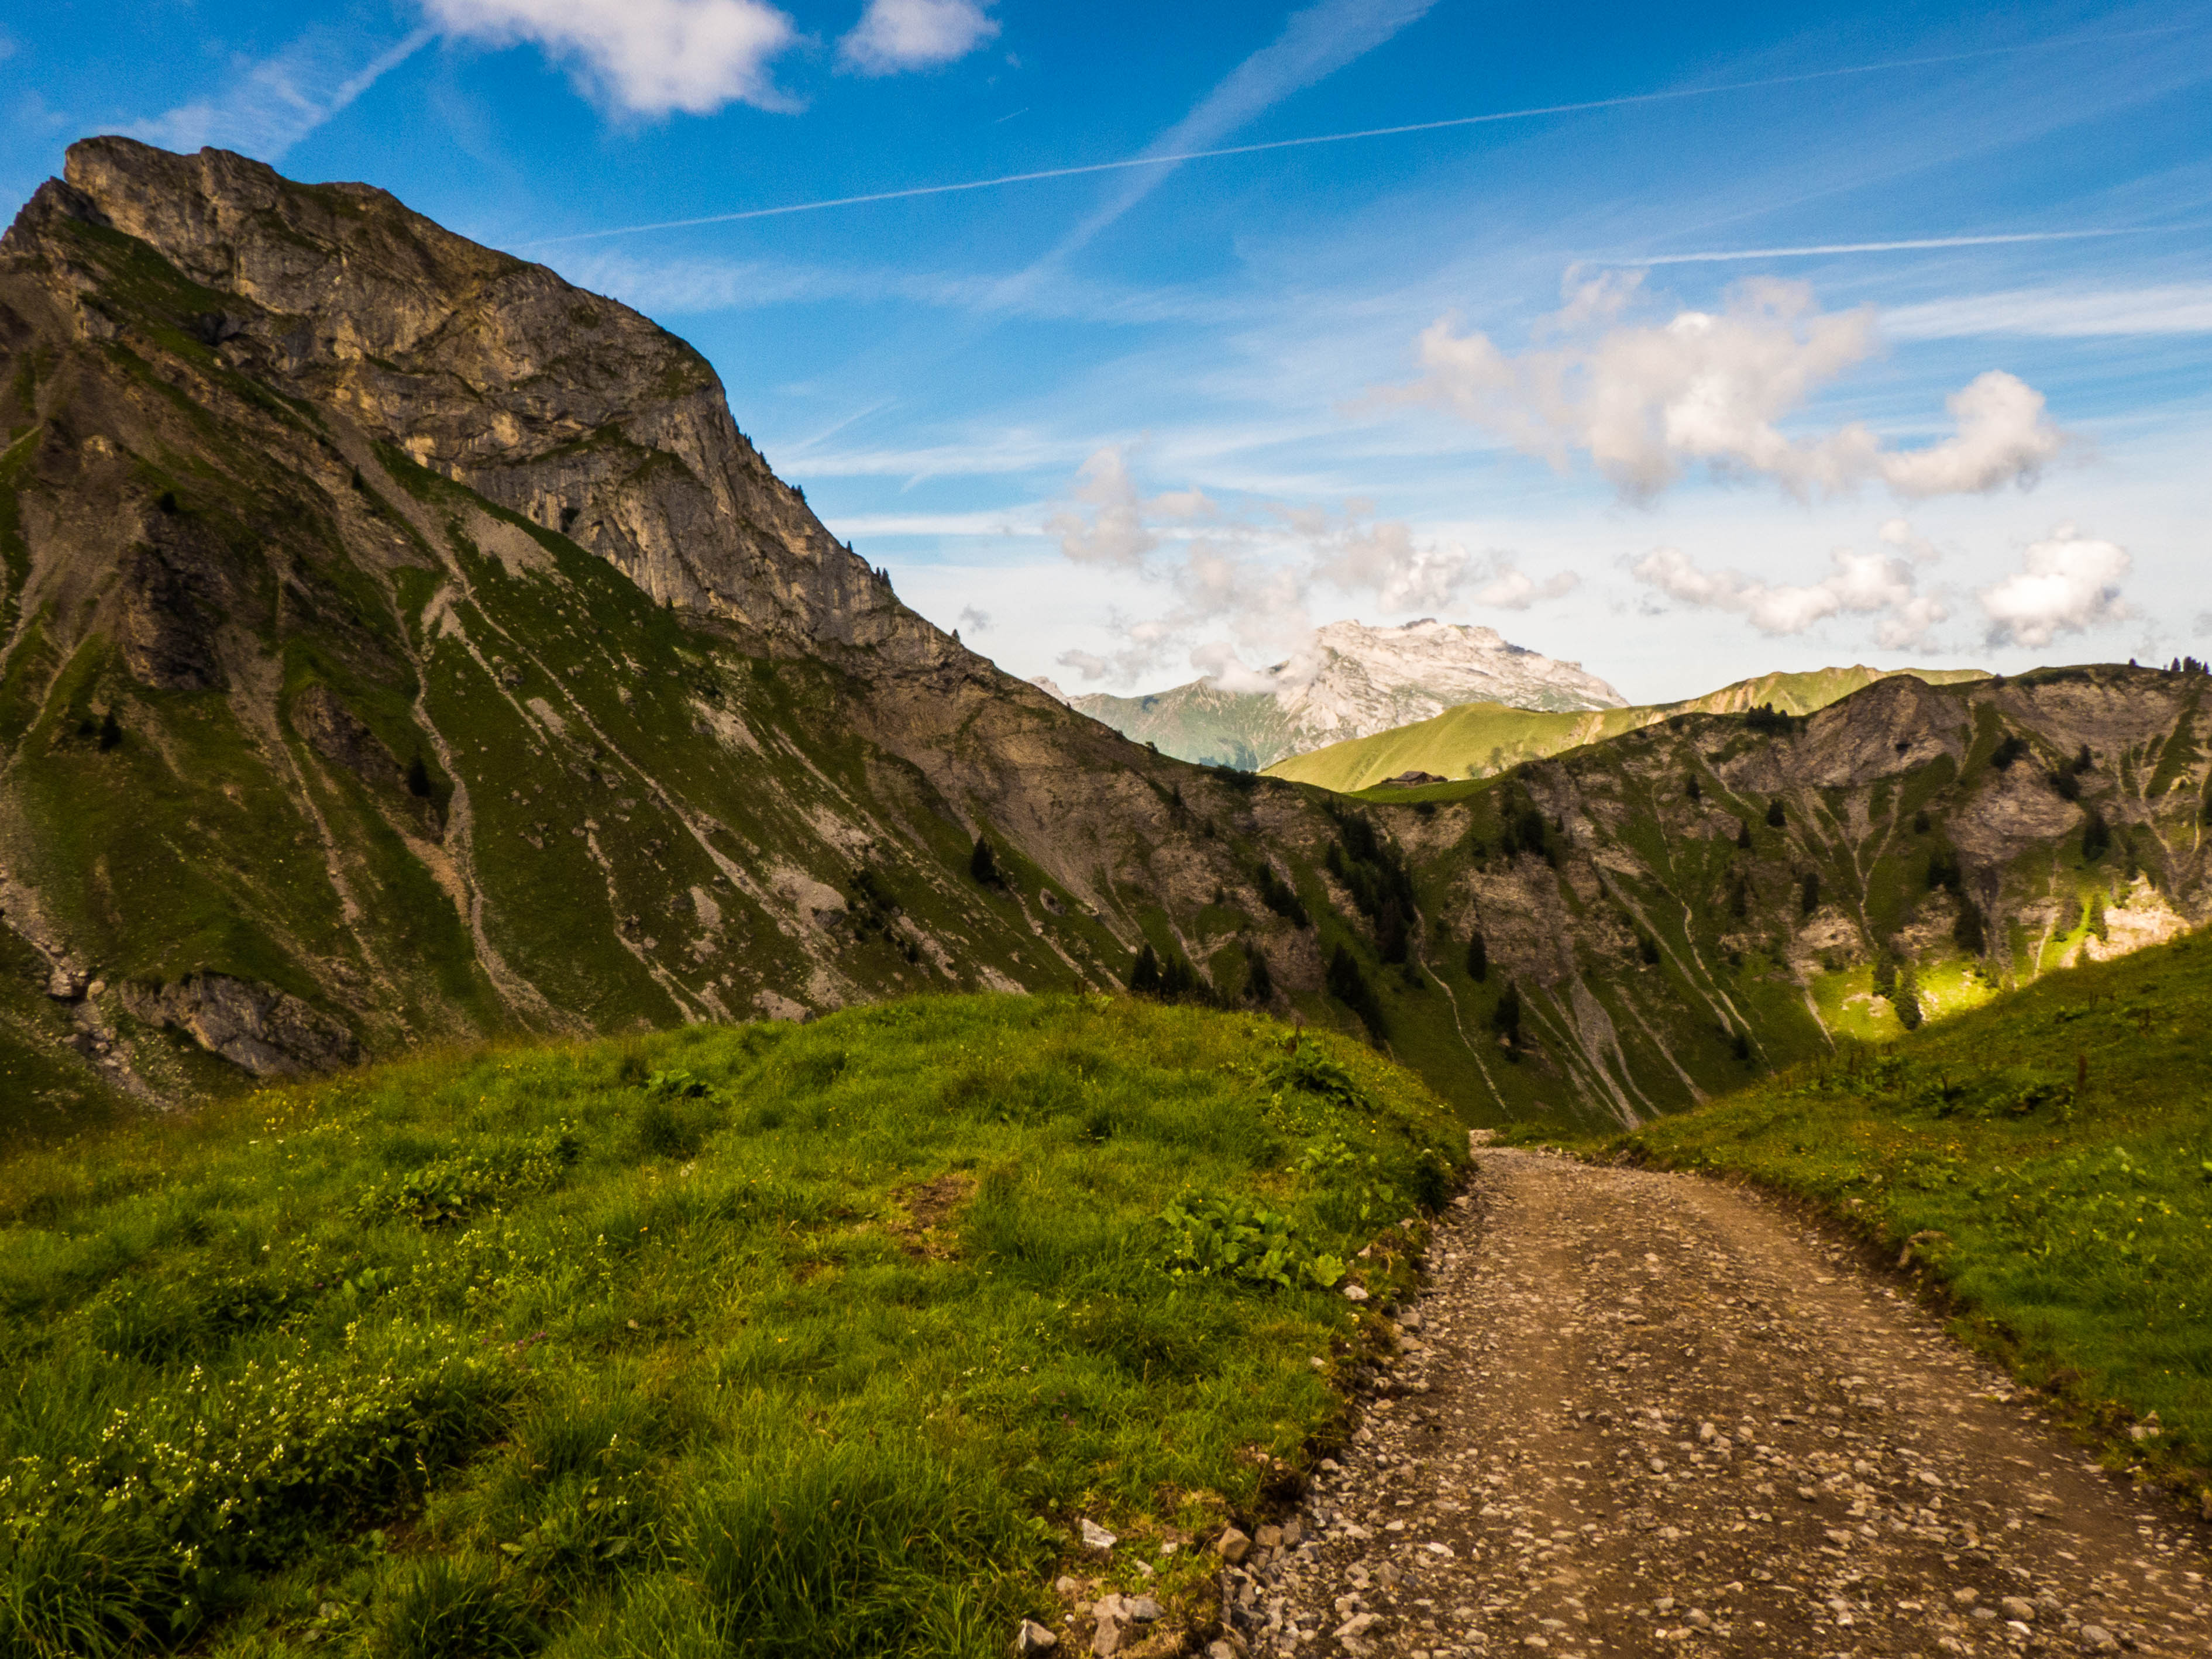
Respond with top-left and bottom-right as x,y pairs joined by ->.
1047,447 -> 1167,569
1044,445 -> 1574,689
1382,272 -> 2066,503
1977,524 -> 2130,648
840,0 -> 997,75
1630,528 -> 1948,648
424,0 -> 797,115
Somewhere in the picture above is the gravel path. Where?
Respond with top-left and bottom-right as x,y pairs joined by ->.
1231,1147 -> 2210,1657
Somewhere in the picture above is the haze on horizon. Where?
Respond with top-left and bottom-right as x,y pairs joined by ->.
6,0 -> 2205,704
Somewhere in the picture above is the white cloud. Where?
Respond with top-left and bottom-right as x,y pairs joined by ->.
1630,531 -> 1948,648
130,26 -> 432,157
1977,524 -> 2131,648
956,604 -> 992,633
839,0 -> 997,75
1382,272 -> 2067,503
1471,560 -> 1580,611
1047,447 -> 1161,569
424,0 -> 797,116
1886,285 -> 2212,340
1043,445 -> 1575,689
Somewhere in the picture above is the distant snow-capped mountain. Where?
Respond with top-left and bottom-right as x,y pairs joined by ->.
1043,619 -> 1625,770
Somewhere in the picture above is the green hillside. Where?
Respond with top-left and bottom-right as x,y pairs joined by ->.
1265,665 -> 1988,794
1506,928 -> 2212,1493
0,994 -> 1459,1658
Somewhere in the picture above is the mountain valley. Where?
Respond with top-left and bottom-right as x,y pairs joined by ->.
0,140 -> 2205,1141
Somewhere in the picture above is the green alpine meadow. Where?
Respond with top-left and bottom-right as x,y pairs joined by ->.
0,996 -> 1459,1657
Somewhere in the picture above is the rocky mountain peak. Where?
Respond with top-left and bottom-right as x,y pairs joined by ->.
8,136 -> 942,662
1064,615 -> 1623,769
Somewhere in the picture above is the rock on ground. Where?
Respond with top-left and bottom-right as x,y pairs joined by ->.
1237,1148 -> 2210,1656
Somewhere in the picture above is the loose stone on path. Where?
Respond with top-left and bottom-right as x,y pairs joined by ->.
1238,1147 -> 2211,1657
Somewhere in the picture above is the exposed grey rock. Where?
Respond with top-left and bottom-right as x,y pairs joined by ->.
1215,1526 -> 1252,1565
122,973 -> 359,1076
1010,1619 -> 1058,1655
292,682 -> 403,789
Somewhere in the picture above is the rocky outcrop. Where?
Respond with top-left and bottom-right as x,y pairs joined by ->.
40,137 -> 942,665
291,683 -> 401,788
121,974 -> 360,1075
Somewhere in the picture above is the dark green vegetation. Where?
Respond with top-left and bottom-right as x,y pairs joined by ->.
1304,666 -> 2212,1128
0,996 -> 1461,1657
1504,930 -> 2212,1495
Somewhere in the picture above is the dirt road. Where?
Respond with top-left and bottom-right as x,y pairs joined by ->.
1231,1147 -> 2210,1656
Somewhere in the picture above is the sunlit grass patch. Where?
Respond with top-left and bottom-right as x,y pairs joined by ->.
1507,930 -> 2212,1495
0,993 -> 1460,1655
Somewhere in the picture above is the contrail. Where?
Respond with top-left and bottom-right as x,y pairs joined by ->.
520,29 -> 2188,249
1612,229 -> 2146,266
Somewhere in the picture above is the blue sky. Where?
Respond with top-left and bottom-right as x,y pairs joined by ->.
5,0 -> 2208,702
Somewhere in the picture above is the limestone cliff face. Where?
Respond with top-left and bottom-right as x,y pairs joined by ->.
27,138 -> 936,659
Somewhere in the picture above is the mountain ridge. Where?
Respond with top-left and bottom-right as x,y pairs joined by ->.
1051,617 -> 1625,769
0,139 -> 2203,1140
1265,663 -> 1991,793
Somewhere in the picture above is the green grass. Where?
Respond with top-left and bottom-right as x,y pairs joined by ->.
0,994 -> 1461,1657
1502,929 -> 2212,1495
1265,665 -> 1987,794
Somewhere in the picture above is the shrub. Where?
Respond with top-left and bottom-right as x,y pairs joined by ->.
968,835 -> 1002,887
1252,862 -> 1310,928
1685,775 -> 1701,801
1895,962 -> 1924,1031
1799,871 -> 1820,916
1325,945 -> 1387,1041
1465,929 -> 1488,983
97,708 -> 122,752
1953,899 -> 1987,956
1636,931 -> 1660,965
2082,810 -> 2111,861
1735,818 -> 1753,850
1990,734 -> 2029,770
1491,980 -> 1522,1049
407,755 -> 433,797
1765,799 -> 1786,829
1926,849 -> 1963,892
1127,943 -> 1161,996
1243,942 -> 1275,1005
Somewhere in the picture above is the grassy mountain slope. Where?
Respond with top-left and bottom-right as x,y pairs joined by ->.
0,995 -> 1460,1657
2,139 -> 2204,1138
1502,927 -> 2212,1497
0,139 -> 1405,1121
1297,667 -> 2211,1128
1265,665 -> 1989,793
1062,680 -> 1298,772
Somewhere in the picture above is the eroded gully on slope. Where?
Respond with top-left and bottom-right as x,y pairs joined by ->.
1223,1147 -> 2208,1658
